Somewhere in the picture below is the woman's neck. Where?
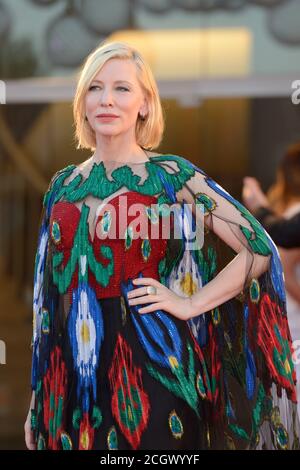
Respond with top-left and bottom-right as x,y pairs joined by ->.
92,141 -> 149,163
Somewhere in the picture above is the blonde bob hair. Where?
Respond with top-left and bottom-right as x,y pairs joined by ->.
73,40 -> 165,151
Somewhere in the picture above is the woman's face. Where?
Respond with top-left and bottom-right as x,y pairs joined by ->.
85,58 -> 148,139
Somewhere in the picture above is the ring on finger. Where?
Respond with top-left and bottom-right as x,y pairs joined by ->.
146,286 -> 157,295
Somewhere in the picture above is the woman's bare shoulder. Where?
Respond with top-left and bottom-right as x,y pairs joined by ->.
75,156 -> 93,172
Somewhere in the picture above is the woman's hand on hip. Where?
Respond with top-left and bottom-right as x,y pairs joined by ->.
126,277 -> 195,321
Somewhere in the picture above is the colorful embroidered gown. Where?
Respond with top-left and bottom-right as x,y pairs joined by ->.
30,154 -> 300,450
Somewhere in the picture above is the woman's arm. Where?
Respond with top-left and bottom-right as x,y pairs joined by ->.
175,168 -> 272,319
189,249 -> 268,317
188,197 -> 270,317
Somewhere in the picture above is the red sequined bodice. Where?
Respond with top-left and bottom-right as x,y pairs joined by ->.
49,191 -> 170,298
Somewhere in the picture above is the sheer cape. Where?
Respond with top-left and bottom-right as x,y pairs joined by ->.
31,154 -> 300,450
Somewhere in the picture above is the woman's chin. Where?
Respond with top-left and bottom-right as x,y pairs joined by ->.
94,128 -> 121,137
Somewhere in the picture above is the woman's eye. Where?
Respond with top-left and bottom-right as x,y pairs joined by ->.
88,85 -> 129,92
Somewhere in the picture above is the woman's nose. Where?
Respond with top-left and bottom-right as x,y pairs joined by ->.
100,88 -> 114,105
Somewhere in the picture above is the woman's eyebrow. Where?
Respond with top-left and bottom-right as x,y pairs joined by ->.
91,79 -> 132,85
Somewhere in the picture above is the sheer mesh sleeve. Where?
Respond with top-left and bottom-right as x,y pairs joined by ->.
183,166 -> 275,295
31,166 -> 75,391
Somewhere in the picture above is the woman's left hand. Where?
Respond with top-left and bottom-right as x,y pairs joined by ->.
127,277 -> 194,321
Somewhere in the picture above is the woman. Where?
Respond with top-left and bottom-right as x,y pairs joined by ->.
24,40 -> 299,450
243,143 -> 300,419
